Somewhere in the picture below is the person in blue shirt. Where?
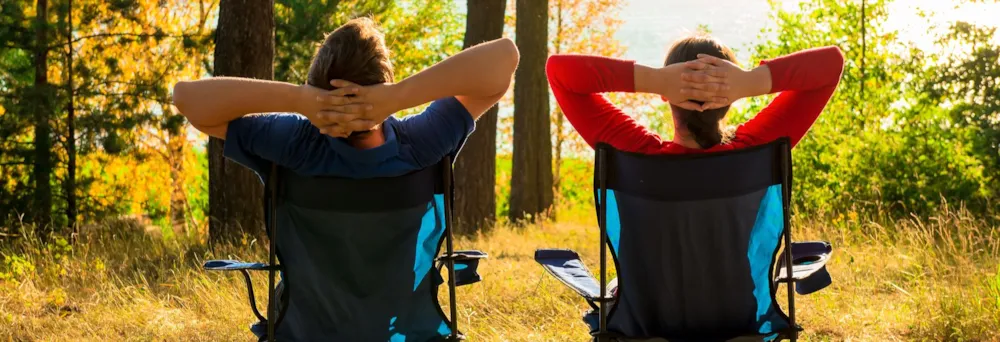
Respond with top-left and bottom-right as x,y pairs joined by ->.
172,17 -> 519,180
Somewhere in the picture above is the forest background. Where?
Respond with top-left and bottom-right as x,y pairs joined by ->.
1,0 -> 999,340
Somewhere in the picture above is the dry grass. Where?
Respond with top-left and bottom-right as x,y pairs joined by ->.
2,205 -> 999,341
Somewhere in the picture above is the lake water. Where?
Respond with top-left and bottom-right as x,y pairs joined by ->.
616,0 -> 800,65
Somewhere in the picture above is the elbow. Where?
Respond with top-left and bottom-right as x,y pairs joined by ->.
499,37 -> 519,77
494,37 -> 519,95
172,81 -> 207,128
172,81 -> 192,117
827,45 -> 846,76
545,55 -> 567,87
545,55 -> 566,77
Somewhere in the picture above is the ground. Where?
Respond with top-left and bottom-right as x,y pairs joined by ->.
2,207 -> 998,341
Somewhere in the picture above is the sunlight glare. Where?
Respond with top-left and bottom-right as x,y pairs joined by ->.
885,0 -> 1000,51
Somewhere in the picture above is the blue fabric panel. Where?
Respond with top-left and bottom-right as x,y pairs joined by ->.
413,195 -> 446,291
582,310 -> 599,332
747,184 -> 788,334
250,321 -> 266,340
606,189 -> 766,337
597,190 -> 622,254
436,321 -> 452,337
270,201 -> 451,341
534,249 -> 600,300
203,260 -> 268,271
389,320 -> 450,341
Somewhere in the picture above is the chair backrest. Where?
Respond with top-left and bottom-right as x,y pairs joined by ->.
268,159 -> 457,341
594,139 -> 794,340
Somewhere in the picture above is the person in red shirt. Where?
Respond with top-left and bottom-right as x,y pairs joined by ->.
546,35 -> 845,153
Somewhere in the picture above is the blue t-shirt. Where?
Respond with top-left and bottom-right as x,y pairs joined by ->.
223,97 -> 474,182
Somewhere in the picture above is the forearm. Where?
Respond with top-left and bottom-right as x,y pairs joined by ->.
391,38 -> 519,110
634,64 -> 673,95
739,65 -> 773,98
172,77 -> 305,128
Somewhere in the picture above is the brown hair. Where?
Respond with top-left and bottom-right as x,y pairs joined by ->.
664,35 -> 738,149
307,17 -> 394,90
307,17 -> 394,140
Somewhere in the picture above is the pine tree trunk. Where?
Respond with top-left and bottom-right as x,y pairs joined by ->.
453,0 -> 506,234
66,0 -> 77,233
209,0 -> 274,244
169,123 -> 189,236
32,0 -> 53,235
510,0 -> 552,223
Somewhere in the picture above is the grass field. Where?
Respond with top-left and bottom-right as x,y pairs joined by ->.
2,204 -> 999,341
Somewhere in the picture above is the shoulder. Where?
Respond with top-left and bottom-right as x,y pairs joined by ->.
225,112 -> 319,151
729,124 -> 764,147
395,97 -> 474,134
228,112 -> 309,131
403,97 -> 472,121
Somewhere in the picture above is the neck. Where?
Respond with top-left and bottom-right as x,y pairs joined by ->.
347,126 -> 386,150
671,132 -> 702,149
670,113 -> 702,149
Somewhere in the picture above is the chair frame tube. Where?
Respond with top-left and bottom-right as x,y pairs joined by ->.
779,141 -> 797,341
267,165 -> 279,342
597,147 -> 609,342
444,157 -> 460,339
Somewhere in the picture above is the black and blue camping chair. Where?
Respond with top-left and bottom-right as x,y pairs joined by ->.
535,138 -> 833,342
203,157 -> 487,341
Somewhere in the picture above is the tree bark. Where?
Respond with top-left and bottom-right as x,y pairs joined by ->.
209,0 -> 274,244
453,0 -> 506,234
32,0 -> 53,234
168,117 -> 189,236
66,0 -> 76,233
510,0 -> 552,223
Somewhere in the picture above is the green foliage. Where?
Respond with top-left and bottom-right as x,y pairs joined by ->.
990,266 -> 1000,311
499,154 -> 595,222
1,1 -> 216,229
0,254 -> 35,283
916,21 -> 1000,195
744,0 -> 998,217
187,147 -> 210,227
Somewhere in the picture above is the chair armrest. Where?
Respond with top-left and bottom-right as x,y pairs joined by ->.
775,241 -> 833,295
203,259 -> 278,271
203,259 -> 276,323
534,249 -> 602,302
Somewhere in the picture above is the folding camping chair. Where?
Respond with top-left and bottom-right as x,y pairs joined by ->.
535,138 -> 833,342
203,157 -> 487,341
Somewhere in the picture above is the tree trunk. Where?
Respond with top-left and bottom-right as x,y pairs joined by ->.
32,0 -> 53,235
66,0 -> 77,233
209,0 -> 274,244
453,0 -> 506,234
169,121 -> 189,236
551,3 -> 564,220
510,0 -> 552,223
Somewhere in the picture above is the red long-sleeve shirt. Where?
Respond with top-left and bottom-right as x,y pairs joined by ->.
546,46 -> 845,154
